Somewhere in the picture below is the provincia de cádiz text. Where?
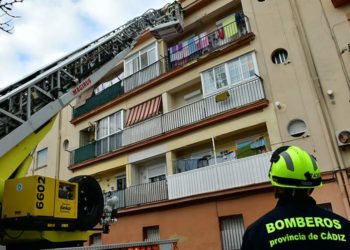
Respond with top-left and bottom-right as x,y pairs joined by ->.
269,231 -> 347,248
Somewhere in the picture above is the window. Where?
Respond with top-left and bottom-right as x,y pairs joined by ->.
96,110 -> 124,155
116,175 -> 126,191
201,52 -> 258,96
124,43 -> 158,77
143,226 -> 160,242
36,148 -> 48,169
220,215 -> 244,250
97,111 -> 123,139
149,175 -> 166,183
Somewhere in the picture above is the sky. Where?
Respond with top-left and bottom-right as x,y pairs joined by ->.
0,0 -> 169,89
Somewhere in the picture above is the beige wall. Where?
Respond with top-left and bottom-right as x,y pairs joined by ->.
241,0 -> 349,171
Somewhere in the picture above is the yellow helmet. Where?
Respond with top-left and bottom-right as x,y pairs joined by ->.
269,146 -> 322,188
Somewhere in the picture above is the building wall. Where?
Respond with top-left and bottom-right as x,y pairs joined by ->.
102,181 -> 347,249
26,0 -> 350,248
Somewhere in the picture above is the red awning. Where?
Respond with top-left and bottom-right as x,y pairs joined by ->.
126,96 -> 162,127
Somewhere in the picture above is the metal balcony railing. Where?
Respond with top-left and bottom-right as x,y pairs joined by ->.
167,152 -> 273,199
123,59 -> 166,93
70,77 -> 265,165
103,180 -> 168,209
104,190 -> 126,209
71,15 -> 252,119
168,15 -> 250,70
72,81 -> 124,119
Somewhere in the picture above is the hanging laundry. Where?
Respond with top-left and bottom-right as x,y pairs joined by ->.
188,36 -> 198,55
176,43 -> 183,60
217,27 -> 225,40
181,40 -> 189,59
199,32 -> 209,49
169,45 -> 178,62
223,16 -> 238,39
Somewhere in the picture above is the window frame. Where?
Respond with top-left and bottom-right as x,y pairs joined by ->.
200,52 -> 259,97
143,225 -> 160,242
96,110 -> 124,141
36,148 -> 48,169
124,42 -> 158,77
116,174 -> 126,191
219,215 -> 244,250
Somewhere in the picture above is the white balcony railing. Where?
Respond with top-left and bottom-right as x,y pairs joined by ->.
167,152 -> 272,200
123,60 -> 163,93
123,77 -> 264,146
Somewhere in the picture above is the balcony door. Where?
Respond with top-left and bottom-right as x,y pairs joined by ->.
96,110 -> 124,155
138,157 -> 166,184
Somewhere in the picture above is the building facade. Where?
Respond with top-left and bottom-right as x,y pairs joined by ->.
30,0 -> 350,249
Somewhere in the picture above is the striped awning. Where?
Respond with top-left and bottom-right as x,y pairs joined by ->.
125,96 -> 162,127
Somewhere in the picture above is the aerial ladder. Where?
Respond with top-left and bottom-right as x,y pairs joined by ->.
0,2 -> 183,249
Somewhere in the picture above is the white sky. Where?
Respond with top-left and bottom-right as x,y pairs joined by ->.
0,0 -> 169,89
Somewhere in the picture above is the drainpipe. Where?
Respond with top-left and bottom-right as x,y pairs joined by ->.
212,136 -> 217,164
288,0 -> 350,216
55,111 -> 62,180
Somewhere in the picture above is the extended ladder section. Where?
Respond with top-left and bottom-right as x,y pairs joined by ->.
0,2 -> 183,158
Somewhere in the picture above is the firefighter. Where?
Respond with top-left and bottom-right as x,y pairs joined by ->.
241,146 -> 350,250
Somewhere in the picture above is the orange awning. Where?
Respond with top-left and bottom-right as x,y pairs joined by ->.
126,96 -> 162,127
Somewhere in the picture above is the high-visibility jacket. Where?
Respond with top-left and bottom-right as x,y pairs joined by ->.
241,196 -> 350,250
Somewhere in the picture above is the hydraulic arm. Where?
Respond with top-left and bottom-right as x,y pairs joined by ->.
0,2 -> 183,249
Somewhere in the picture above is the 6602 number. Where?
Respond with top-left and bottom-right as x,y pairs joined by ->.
36,176 -> 45,209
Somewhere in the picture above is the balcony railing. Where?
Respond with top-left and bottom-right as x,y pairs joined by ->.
167,152 -> 272,199
70,78 -> 265,165
72,81 -> 124,119
123,59 -> 166,93
123,77 -> 264,146
103,180 -> 168,209
71,15 -> 252,119
104,190 -> 126,209
102,153 -> 271,208
168,15 -> 250,70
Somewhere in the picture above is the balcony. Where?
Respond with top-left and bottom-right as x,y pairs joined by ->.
71,78 -> 265,164
72,81 -> 124,119
71,16 -> 253,120
104,180 -> 168,209
167,152 -> 272,199
167,15 -> 251,70
103,153 -> 271,209
70,77 -> 265,165
123,59 -> 166,93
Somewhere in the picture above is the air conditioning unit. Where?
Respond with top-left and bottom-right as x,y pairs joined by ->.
336,129 -> 350,146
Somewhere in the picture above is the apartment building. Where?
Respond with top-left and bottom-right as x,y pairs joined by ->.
30,0 -> 350,249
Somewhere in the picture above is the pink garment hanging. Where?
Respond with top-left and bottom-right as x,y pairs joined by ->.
199,32 -> 209,48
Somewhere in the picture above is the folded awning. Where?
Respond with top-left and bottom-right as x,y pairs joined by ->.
125,96 -> 162,127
